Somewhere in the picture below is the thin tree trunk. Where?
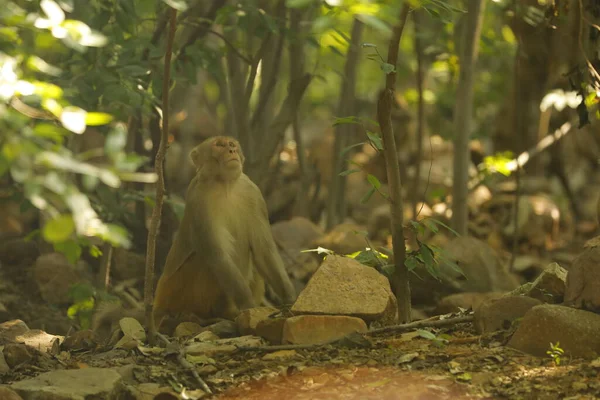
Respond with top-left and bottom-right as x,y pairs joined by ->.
412,10 -> 426,221
326,18 -> 364,230
451,0 -> 485,236
289,6 -> 314,218
145,8 -> 177,345
377,3 -> 411,323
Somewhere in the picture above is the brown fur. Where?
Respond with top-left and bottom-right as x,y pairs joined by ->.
152,136 -> 295,328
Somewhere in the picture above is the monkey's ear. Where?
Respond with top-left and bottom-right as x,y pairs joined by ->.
238,146 -> 245,166
189,147 -> 201,168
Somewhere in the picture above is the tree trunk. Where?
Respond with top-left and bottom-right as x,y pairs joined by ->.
451,0 -> 485,236
326,18 -> 364,230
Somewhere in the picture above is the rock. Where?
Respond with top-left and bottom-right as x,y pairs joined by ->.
14,329 -> 63,355
174,322 -> 204,338
0,351 -> 10,374
508,262 -> 567,304
235,307 -> 278,335
112,248 -> 146,281
62,329 -> 100,352
11,367 -> 123,399
0,320 -> 30,341
435,292 -> 504,315
411,236 -> 519,305
508,304 -> 600,359
565,242 -> 600,312
33,253 -> 91,305
0,238 -> 39,267
442,237 -> 520,292
186,335 -> 265,356
271,217 -> 324,250
474,295 -> 542,334
0,387 -> 23,400
203,320 -> 238,338
291,255 -> 397,324
3,344 -> 33,368
282,315 -> 368,345
256,317 -> 287,344
125,383 -> 186,400
312,223 -> 367,255
262,350 -> 297,361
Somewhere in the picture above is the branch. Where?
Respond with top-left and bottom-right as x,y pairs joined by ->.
249,74 -> 312,185
206,30 -> 252,64
366,315 -> 474,336
144,7 -> 177,347
177,0 -> 227,62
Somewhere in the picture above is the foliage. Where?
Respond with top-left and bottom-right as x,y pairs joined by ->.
66,282 -> 97,329
416,328 -> 450,347
1,0 -> 163,262
547,342 -> 565,366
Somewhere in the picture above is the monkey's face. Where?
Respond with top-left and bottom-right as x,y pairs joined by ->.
210,136 -> 244,180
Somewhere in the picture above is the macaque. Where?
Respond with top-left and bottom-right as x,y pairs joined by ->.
152,136 -> 296,328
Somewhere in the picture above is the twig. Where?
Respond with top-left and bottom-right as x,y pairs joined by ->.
236,315 -> 474,352
177,348 -> 213,394
366,315 -> 474,336
177,0 -> 227,61
144,7 -> 177,347
206,30 -> 252,64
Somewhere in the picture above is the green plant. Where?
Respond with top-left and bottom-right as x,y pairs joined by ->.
547,341 -> 565,366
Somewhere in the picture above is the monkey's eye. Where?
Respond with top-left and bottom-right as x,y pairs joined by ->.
216,141 -> 226,147
228,142 -> 235,147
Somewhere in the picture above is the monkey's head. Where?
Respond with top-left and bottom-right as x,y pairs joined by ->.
190,136 -> 245,182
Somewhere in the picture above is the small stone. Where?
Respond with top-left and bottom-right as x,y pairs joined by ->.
262,350 -> 297,361
282,315 -> 367,345
235,307 -> 278,335
474,295 -> 542,334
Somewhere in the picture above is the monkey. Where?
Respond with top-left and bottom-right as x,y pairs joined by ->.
151,136 -> 296,328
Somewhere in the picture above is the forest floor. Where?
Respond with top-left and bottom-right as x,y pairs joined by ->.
4,317 -> 596,400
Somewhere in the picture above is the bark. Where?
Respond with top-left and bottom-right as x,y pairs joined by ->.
289,6 -> 315,218
377,3 -> 411,323
412,10 -> 426,221
326,18 -> 364,230
451,0 -> 485,236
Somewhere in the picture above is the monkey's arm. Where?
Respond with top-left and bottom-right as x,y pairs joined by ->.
247,181 -> 297,304
186,193 -> 257,311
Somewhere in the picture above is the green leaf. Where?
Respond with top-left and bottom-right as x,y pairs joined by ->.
33,123 -> 66,143
105,124 -> 128,155
405,255 -> 419,271
339,169 -> 361,177
380,63 -> 396,74
333,116 -> 361,126
43,215 -> 75,243
118,65 -> 149,77
162,0 -> 188,11
85,112 -> 113,126
355,14 -> 391,35
286,0 -> 315,8
420,243 -> 435,266
366,131 -> 383,150
367,174 -> 381,189
416,329 -> 437,340
360,187 -> 376,204
340,142 -> 365,158
89,244 -> 103,258
53,239 -> 82,264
